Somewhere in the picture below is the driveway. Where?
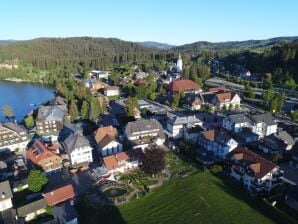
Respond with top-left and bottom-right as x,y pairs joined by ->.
279,162 -> 298,185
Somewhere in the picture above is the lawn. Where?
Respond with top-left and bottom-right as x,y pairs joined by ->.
76,171 -> 292,224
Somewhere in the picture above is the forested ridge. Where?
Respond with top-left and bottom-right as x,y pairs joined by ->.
0,37 -> 173,71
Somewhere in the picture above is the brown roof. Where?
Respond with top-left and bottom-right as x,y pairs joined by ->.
230,147 -> 276,179
168,80 -> 200,92
208,86 -> 226,93
202,130 -> 215,141
27,141 -> 61,166
103,150 -> 141,171
43,184 -> 75,206
94,125 -> 118,148
216,92 -> 236,103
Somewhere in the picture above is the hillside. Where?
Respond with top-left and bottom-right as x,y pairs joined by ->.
76,172 -> 294,224
138,41 -> 176,49
173,36 -> 298,52
0,37 -> 172,70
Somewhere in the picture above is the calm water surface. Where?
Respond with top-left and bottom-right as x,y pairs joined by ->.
0,81 -> 54,121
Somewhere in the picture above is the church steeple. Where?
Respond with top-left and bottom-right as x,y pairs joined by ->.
176,54 -> 183,72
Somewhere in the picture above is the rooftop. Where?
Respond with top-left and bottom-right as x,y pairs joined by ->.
251,113 -> 276,126
43,184 -> 75,207
168,79 -> 201,92
0,181 -> 12,202
63,133 -> 91,154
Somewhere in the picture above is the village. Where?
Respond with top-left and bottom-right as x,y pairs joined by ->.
1,55 -> 298,224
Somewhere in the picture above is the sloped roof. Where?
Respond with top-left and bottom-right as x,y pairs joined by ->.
27,141 -> 61,166
251,113 -> 276,125
168,79 -> 200,92
215,92 -> 234,103
94,125 -> 118,148
167,113 -> 202,126
227,114 -> 252,124
52,202 -> 78,224
63,133 -> 91,154
0,181 -> 12,202
125,119 -> 163,138
43,184 -> 75,207
183,94 -> 202,106
37,105 -> 66,122
229,146 -> 276,179
2,122 -> 27,133
17,198 -> 47,217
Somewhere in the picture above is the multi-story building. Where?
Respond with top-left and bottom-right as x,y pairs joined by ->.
251,113 -> 277,138
0,122 -> 29,153
223,114 -> 252,133
94,125 -> 122,157
165,113 -> 202,140
62,133 -> 93,167
125,119 -> 165,149
211,92 -> 241,109
36,105 -> 67,142
228,147 -> 284,194
27,140 -> 62,174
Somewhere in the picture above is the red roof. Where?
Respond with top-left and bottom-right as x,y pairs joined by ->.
216,92 -> 236,103
229,147 -> 276,179
27,141 -> 61,166
43,184 -> 75,206
168,80 -> 200,92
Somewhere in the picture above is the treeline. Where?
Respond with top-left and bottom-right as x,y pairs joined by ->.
0,37 -> 175,71
223,41 -> 298,87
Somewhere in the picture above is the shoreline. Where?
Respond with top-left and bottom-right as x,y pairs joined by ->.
1,78 -> 41,83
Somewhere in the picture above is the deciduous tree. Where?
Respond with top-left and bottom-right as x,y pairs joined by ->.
28,170 -> 48,192
140,145 -> 166,175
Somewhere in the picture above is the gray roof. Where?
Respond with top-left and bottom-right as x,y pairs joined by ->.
167,113 -> 202,126
0,161 -> 7,169
17,198 -> 47,217
1,122 -> 27,133
63,133 -> 91,154
271,131 -> 295,146
251,113 -> 276,125
37,105 -> 66,122
125,119 -> 164,138
52,202 -> 78,224
227,114 -> 252,124
0,181 -> 12,202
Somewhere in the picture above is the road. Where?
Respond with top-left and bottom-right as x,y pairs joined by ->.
206,77 -> 298,104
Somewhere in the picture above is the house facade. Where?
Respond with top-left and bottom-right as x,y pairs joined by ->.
36,105 -> 67,142
228,147 -> 284,194
27,140 -> 62,174
125,119 -> 165,149
103,150 -> 140,174
165,113 -> 202,139
198,130 -> 238,160
104,86 -> 120,97
0,122 -> 29,153
94,125 -> 123,156
63,133 -> 93,167
183,94 -> 202,111
211,92 -> 241,109
223,114 -> 252,133
251,113 -> 277,138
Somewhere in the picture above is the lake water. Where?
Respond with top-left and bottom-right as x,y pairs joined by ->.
0,81 -> 55,121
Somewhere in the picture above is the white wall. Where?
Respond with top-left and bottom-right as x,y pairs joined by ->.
0,198 -> 12,211
70,146 -> 93,165
101,141 -> 122,156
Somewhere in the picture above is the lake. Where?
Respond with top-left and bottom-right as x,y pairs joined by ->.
0,80 -> 55,121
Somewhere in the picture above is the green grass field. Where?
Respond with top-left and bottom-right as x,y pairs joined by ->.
76,171 -> 295,224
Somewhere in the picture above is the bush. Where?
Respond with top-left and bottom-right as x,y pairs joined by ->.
28,169 -> 48,192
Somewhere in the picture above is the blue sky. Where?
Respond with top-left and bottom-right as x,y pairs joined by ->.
1,0 -> 298,45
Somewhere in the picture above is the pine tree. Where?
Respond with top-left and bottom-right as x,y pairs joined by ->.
69,100 -> 79,122
81,100 -> 89,120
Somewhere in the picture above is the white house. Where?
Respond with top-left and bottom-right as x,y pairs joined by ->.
223,114 -> 252,133
125,119 -> 165,149
104,86 -> 120,97
0,122 -> 29,153
198,130 -> 238,160
211,92 -> 241,109
0,181 -> 13,212
165,113 -> 202,139
63,133 -> 93,166
229,147 -> 284,194
90,70 -> 109,79
251,113 -> 277,138
94,126 -> 123,156
103,150 -> 140,174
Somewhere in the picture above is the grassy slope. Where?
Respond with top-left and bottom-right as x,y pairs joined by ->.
77,172 -> 277,224
119,172 -> 273,224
